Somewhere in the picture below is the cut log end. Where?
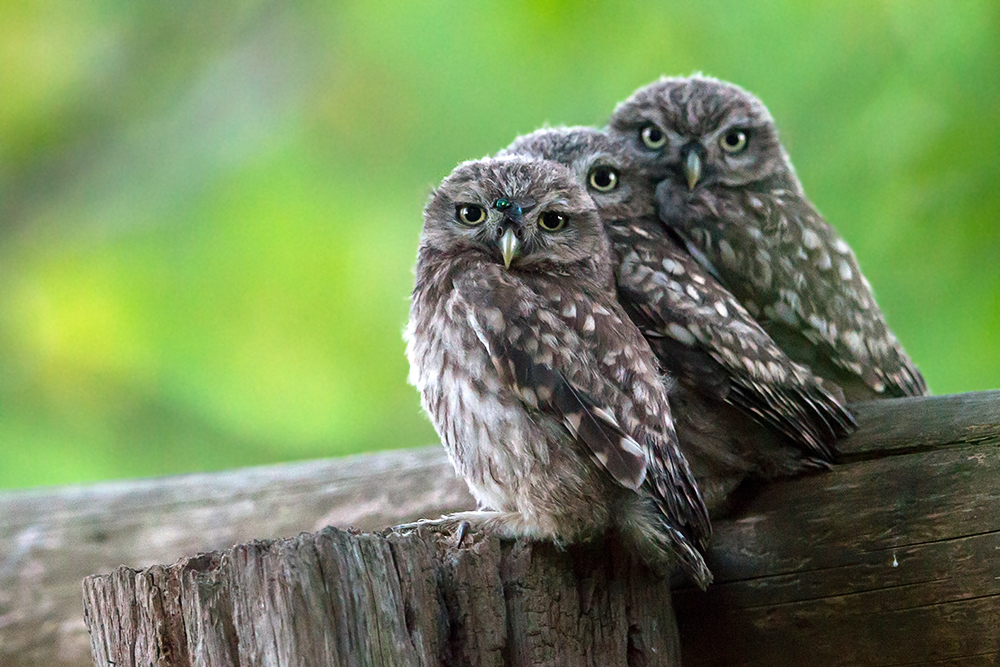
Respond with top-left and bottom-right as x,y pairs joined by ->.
83,527 -> 681,667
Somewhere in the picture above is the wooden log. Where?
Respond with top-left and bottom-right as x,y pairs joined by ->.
0,447 -> 473,667
674,391 -> 1000,666
3,390 -> 998,666
83,528 -> 681,666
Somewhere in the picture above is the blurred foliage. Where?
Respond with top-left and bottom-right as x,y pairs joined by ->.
0,1 -> 997,489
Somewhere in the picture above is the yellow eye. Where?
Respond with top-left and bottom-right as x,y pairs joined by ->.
588,166 -> 619,192
720,129 -> 748,154
456,204 -> 486,226
641,125 -> 667,149
538,211 -> 567,232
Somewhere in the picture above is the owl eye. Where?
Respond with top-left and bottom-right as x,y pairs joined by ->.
720,129 -> 748,154
588,166 -> 619,192
456,204 -> 486,226
538,211 -> 568,232
640,125 -> 667,149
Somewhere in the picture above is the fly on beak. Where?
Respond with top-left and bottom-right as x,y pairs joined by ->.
685,150 -> 702,191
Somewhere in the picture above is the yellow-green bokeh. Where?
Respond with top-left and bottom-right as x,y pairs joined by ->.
1,1 -> 998,489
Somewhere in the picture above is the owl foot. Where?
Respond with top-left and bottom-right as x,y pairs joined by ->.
391,514 -> 478,548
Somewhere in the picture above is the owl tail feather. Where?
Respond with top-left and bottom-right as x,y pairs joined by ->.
621,508 -> 713,590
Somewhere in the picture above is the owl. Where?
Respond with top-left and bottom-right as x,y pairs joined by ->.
609,75 -> 927,401
405,155 -> 712,586
500,127 -> 855,513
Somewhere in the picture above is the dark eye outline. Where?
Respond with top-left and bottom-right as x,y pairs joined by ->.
719,128 -> 749,154
538,211 -> 568,232
588,166 -> 619,192
455,204 -> 486,226
640,125 -> 667,149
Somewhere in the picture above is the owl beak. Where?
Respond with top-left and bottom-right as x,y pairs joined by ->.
684,151 -> 702,191
500,228 -> 520,269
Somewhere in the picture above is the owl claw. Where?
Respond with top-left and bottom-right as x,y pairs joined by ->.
391,515 -> 472,548
454,520 -> 471,547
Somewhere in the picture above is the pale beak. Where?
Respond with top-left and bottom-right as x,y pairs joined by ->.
500,228 -> 520,269
685,151 -> 702,191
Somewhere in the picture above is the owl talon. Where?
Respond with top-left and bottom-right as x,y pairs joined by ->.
453,520 -> 471,548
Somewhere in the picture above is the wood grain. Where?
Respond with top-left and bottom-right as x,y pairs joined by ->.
842,389 -> 1000,458
0,447 -> 473,667
83,528 -> 681,667
3,390 -> 999,666
674,427 -> 1000,666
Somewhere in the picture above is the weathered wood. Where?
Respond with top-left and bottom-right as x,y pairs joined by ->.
3,390 -> 999,666
83,528 -> 680,666
673,402 -> 1000,666
842,389 -> 1000,458
0,448 -> 473,667
79,390 -> 1000,667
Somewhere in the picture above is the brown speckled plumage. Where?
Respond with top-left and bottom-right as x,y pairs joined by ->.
501,127 -> 855,512
405,156 -> 711,586
610,75 -> 927,401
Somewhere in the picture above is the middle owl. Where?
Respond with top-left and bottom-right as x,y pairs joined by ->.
500,127 -> 856,513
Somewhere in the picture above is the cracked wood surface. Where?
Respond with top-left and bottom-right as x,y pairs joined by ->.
1,390 -> 997,666
675,391 -> 1000,666
1,447 -> 473,667
83,529 -> 680,667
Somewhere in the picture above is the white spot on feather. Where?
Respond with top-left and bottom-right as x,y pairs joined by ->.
839,260 -> 854,281
801,228 -> 821,249
662,258 -> 685,275
565,413 -> 582,433
718,239 -> 737,269
667,324 -> 696,346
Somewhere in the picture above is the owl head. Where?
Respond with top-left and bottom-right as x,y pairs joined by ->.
422,156 -> 611,275
499,126 -> 657,220
609,75 -> 795,192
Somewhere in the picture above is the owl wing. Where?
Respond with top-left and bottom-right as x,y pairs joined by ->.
659,179 -> 927,399
452,269 -> 646,490
608,218 -> 856,459
762,195 -> 929,399
452,267 -> 710,546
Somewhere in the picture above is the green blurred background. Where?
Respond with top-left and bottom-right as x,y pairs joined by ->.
1,1 -> 997,489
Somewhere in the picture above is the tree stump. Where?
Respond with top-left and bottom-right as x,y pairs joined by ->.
83,528 -> 679,666
80,391 -> 1000,666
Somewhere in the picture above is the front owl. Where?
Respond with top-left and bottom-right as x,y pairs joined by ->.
405,155 -> 712,587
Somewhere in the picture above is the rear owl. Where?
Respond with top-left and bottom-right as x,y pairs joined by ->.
609,75 -> 927,401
